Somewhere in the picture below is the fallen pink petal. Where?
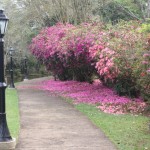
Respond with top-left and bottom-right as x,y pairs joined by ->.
28,79 -> 148,115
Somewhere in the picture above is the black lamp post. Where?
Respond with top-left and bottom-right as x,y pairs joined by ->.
0,9 -> 12,142
9,47 -> 15,88
24,56 -> 28,80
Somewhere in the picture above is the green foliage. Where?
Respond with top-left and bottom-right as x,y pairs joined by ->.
99,1 -> 132,23
114,80 -> 138,97
137,53 -> 150,101
115,0 -> 146,20
113,58 -> 139,97
27,28 -> 39,44
140,23 -> 150,33
43,16 -> 58,27
6,54 -> 48,83
28,56 -> 45,74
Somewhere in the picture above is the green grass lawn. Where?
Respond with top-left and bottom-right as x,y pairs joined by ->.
75,103 -> 150,150
6,88 -> 20,139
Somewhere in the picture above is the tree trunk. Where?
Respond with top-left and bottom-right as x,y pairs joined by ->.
147,0 -> 150,18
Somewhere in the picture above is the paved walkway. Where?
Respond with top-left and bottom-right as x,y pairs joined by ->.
15,77 -> 117,150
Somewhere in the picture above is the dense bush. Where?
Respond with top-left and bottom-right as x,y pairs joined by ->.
30,21 -> 150,101
103,22 -> 146,97
30,23 -> 104,82
88,21 -> 148,98
137,22 -> 150,101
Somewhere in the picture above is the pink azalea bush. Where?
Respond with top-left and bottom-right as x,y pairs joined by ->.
101,22 -> 146,97
138,47 -> 150,101
30,23 -> 74,80
88,21 -> 148,98
30,23 -> 98,81
29,21 -> 150,101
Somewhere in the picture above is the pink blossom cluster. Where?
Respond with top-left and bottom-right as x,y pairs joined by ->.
93,46 -> 118,81
30,23 -> 74,59
40,79 -> 146,115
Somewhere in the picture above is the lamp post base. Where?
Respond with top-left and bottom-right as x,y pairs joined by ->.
0,138 -> 16,150
0,113 -> 15,149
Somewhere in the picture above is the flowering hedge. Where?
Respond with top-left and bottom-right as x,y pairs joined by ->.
30,23 -> 99,81
30,21 -> 150,101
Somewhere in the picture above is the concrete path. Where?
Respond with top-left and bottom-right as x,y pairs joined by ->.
15,77 -> 117,150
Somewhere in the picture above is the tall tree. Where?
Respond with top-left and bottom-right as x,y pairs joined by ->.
147,0 -> 150,17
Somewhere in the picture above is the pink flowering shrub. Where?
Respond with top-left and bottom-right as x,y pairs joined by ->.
60,27 -> 96,82
29,21 -> 150,101
138,43 -> 150,101
101,22 -> 147,97
30,23 -> 75,80
30,23 -> 105,82
87,22 -> 147,97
